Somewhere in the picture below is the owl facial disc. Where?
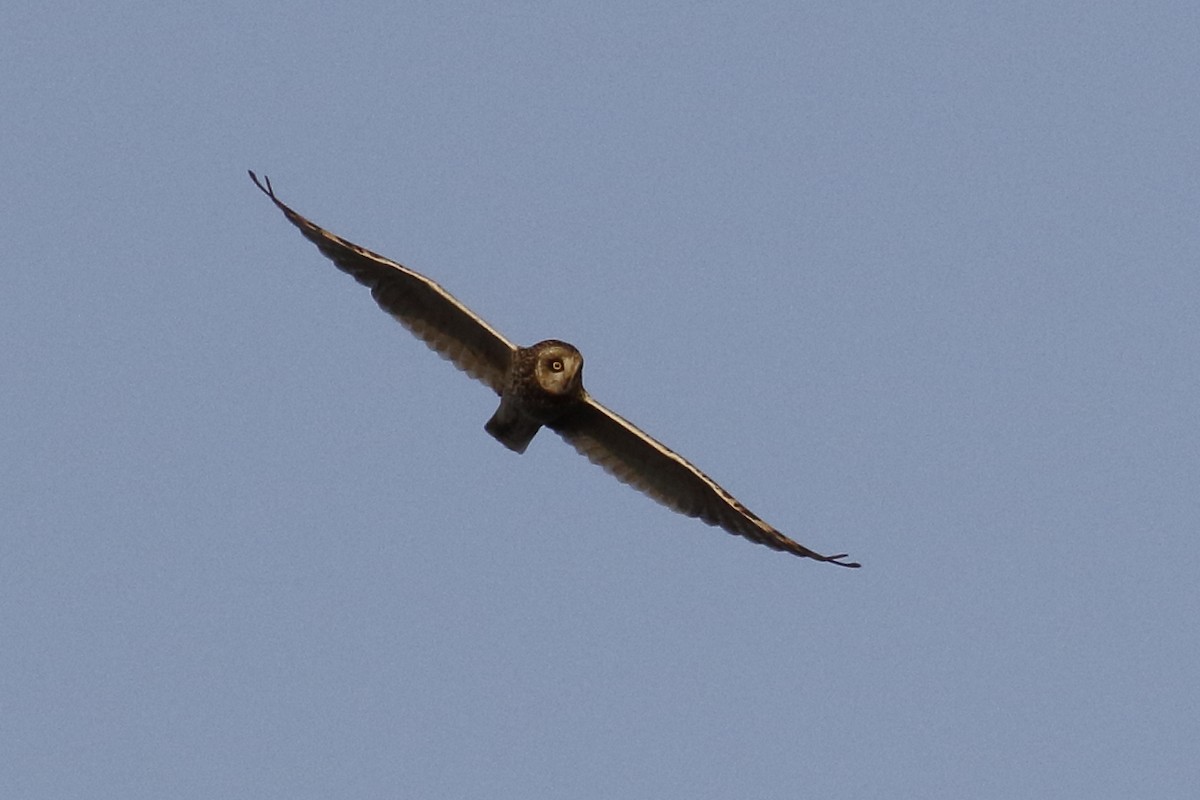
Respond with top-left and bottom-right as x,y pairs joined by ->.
532,340 -> 583,396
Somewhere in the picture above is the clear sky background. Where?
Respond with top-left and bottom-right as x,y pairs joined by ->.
3,3 -> 1198,798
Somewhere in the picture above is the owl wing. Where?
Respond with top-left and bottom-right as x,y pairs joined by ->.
250,171 -> 517,394
548,395 -> 860,567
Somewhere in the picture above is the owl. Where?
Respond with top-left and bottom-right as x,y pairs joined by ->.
250,172 -> 859,568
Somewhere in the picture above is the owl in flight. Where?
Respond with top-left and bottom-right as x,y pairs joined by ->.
249,171 -> 859,568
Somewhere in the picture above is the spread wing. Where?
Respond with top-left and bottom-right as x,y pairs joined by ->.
249,171 -> 517,393
548,395 -> 860,567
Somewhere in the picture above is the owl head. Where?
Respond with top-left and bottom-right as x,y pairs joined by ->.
531,339 -> 583,396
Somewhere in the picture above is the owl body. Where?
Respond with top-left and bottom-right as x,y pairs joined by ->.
486,340 -> 583,454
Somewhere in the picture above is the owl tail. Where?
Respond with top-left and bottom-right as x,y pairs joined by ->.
485,397 -> 542,454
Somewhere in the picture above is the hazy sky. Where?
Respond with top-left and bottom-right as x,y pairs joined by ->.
3,3 -> 1198,798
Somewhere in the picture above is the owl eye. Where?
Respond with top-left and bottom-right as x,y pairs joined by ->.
549,359 -> 564,372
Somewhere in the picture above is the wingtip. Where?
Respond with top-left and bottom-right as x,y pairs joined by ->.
247,169 -> 275,199
825,553 -> 862,568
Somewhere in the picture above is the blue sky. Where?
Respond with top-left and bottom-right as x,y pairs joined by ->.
3,3 -> 1198,798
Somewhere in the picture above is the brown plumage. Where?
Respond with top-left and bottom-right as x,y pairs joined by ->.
249,171 -> 859,568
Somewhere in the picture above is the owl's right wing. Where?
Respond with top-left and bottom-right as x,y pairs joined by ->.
548,394 -> 860,567
250,171 -> 517,394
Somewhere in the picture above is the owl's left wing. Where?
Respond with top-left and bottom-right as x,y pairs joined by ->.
249,171 -> 517,394
548,395 -> 860,567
